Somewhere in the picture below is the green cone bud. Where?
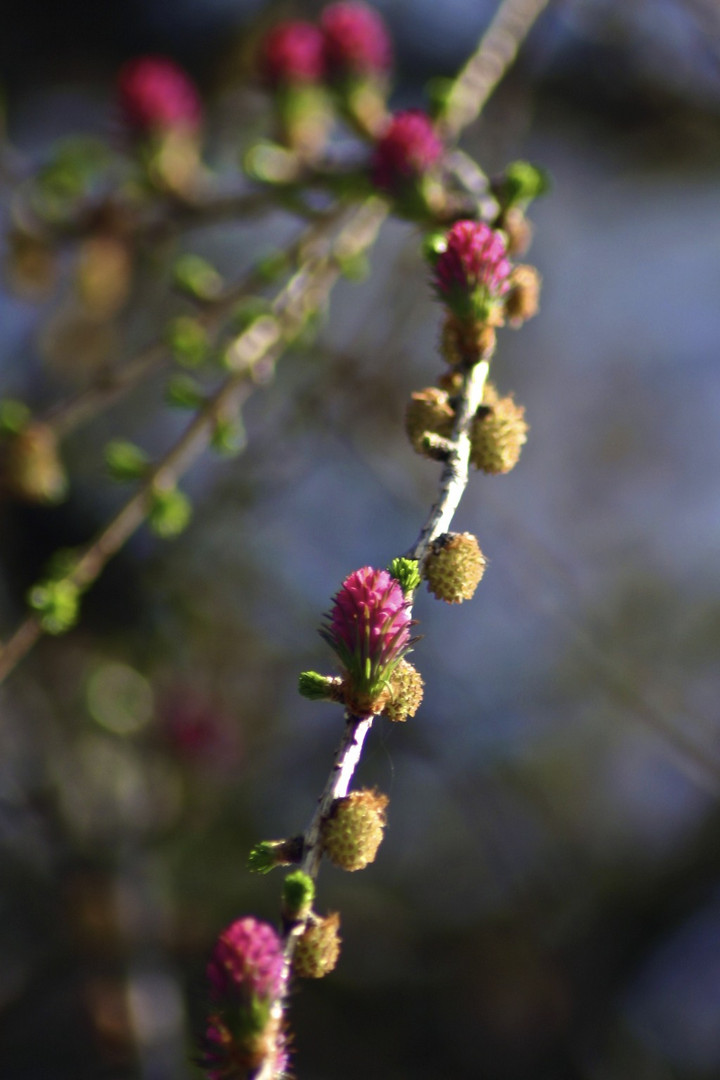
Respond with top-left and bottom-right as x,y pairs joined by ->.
148,485 -> 192,538
105,440 -> 149,483
282,871 -> 315,921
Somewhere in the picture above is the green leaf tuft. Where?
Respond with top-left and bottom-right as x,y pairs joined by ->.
173,254 -> 223,301
148,486 -> 192,539
28,579 -> 80,635
298,671 -> 336,701
105,440 -> 149,483
388,556 -> 422,596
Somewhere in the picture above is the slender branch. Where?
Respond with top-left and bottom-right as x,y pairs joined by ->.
438,0 -> 552,142
43,204 -> 346,439
257,1 -> 555,1062
408,359 -> 489,562
0,197 -> 388,685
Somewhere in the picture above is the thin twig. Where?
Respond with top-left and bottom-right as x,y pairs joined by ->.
408,359 -> 489,562
258,0 -> 554,1064
438,0 -> 552,142
0,198 -> 388,685
43,205 -> 346,439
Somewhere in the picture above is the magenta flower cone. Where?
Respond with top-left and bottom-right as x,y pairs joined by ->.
117,56 -> 202,134
371,110 -> 443,192
202,917 -> 287,1079
433,220 -> 511,322
321,566 -> 412,714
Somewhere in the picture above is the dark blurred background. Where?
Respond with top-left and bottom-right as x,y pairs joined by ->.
2,1 -> 720,1078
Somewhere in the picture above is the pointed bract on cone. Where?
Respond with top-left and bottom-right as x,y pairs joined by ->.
320,567 -> 413,715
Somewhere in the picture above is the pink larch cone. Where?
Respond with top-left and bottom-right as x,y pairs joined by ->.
433,219 -> 511,322
371,110 -> 443,192
117,56 -> 202,134
321,2 -> 393,78
321,566 -> 412,714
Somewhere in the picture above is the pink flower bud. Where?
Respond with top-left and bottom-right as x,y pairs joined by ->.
371,109 -> 443,192
260,21 -> 326,87
321,2 -> 392,78
433,220 -> 511,320
207,916 -> 284,1002
321,567 -> 412,712
117,56 -> 202,134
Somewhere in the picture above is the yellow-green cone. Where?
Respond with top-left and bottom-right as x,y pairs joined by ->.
293,912 -> 342,979
424,532 -> 486,604
504,264 -> 541,326
321,788 -> 389,871
382,659 -> 424,723
440,313 -> 498,367
3,423 -> 67,503
405,387 -> 454,455
470,392 -> 528,475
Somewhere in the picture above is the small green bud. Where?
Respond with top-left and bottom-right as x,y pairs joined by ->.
0,399 -> 31,435
387,557 -> 421,596
165,374 -> 205,410
244,141 -> 302,185
166,316 -> 209,368
28,579 -> 80,634
496,161 -> 550,208
173,254 -> 223,301
248,837 -> 304,874
426,76 -> 454,118
105,440 -> 149,483
211,416 -> 246,456
148,486 -> 192,538
282,870 -> 315,920
298,671 -> 342,702
422,230 -> 448,266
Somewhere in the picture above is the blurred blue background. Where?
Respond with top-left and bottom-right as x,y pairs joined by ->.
2,1 -> 720,1078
